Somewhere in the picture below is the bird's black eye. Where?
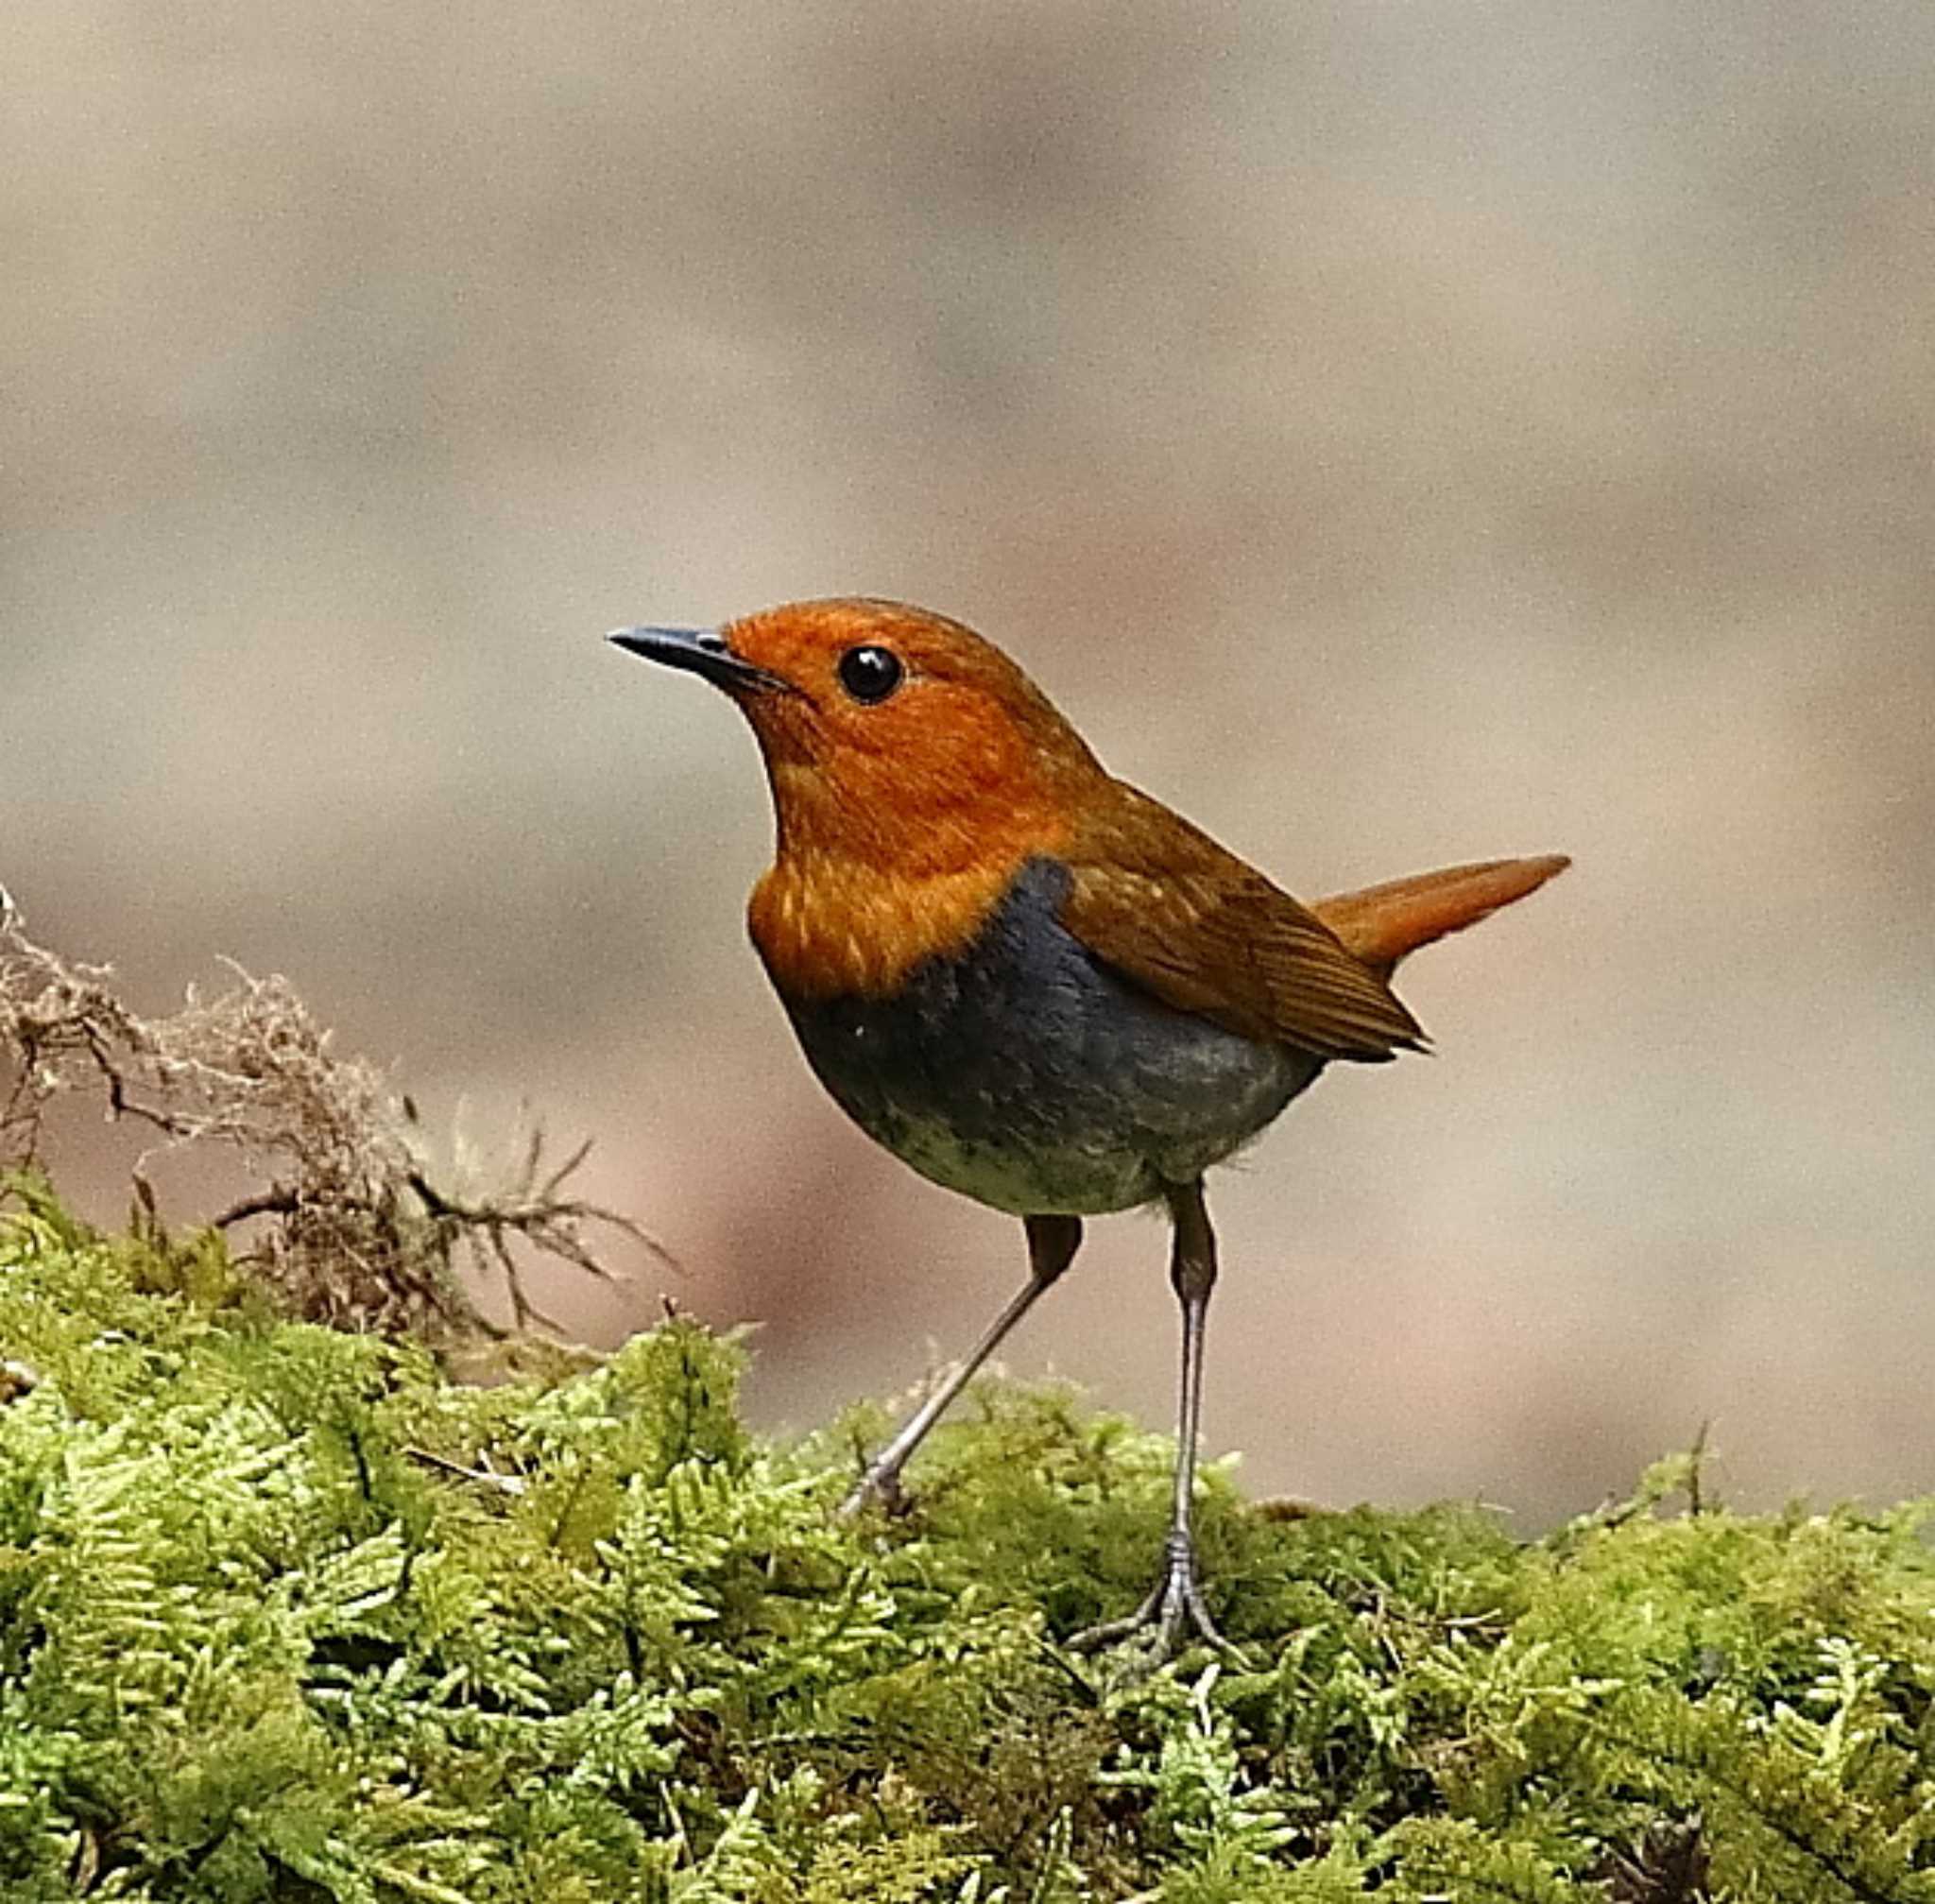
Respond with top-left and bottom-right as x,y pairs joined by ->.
836,644 -> 904,704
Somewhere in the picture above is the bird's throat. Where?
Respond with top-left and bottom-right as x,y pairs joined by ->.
745,716 -> 1081,999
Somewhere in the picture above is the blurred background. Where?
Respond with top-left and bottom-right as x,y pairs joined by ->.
7,1 -> 1931,1527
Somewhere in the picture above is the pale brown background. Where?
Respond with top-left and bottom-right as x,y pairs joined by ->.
8,2 -> 1932,1526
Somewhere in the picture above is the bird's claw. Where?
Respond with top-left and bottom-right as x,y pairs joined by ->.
838,1460 -> 911,1520
1066,1534 -> 1238,1666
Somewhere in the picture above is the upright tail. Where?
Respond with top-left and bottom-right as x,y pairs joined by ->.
1312,855 -> 1570,980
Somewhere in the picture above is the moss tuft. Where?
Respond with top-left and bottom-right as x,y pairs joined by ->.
4,1186 -> 1934,1900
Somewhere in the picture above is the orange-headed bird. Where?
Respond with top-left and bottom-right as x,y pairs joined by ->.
611,598 -> 1567,1656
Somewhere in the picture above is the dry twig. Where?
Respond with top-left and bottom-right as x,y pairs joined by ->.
0,891 -> 664,1343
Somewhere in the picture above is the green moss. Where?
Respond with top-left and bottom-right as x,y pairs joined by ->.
4,1184 -> 1935,1900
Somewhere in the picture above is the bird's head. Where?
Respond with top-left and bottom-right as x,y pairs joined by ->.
610,598 -> 1105,878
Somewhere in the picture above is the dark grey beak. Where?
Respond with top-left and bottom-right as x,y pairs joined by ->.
607,626 -> 790,695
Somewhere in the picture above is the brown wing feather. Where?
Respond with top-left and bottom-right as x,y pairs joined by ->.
1059,785 -> 1425,1062
1312,855 -> 1570,979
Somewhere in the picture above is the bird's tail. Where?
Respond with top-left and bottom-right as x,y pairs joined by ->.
1313,855 -> 1570,978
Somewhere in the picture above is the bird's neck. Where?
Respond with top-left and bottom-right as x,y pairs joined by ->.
744,734 -> 1086,999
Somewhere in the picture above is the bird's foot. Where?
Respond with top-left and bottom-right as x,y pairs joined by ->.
838,1458 -> 912,1520
1066,1532 -> 1236,1666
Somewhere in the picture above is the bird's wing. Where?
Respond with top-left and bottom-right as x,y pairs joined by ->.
1059,785 -> 1424,1062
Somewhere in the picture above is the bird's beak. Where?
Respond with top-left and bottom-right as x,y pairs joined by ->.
607,626 -> 791,695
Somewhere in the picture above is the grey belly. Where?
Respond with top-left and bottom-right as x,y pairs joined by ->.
776,858 -> 1322,1216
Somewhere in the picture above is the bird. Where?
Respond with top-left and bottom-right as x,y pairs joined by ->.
609,597 -> 1567,1658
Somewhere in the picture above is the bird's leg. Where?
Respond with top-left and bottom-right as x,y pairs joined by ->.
841,1212 -> 1083,1518
1070,1178 -> 1230,1660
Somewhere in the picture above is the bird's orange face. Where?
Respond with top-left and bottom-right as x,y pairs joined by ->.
692,598 -> 1103,877
610,598 -> 1110,996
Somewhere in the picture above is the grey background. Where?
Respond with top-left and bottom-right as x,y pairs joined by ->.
8,1 -> 1932,1525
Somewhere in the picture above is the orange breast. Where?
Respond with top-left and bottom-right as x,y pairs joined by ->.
748,855 -> 1025,1000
